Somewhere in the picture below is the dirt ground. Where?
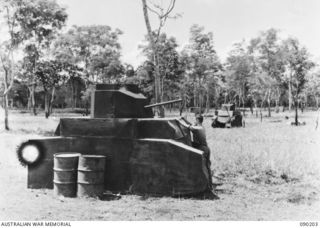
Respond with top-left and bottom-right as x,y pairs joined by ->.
0,110 -> 320,220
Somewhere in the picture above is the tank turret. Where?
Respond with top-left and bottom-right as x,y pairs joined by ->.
91,84 -> 153,118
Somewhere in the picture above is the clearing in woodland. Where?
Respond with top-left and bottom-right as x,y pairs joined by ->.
0,110 -> 319,220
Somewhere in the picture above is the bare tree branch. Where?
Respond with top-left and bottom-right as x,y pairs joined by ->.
161,0 -> 176,19
146,4 -> 161,17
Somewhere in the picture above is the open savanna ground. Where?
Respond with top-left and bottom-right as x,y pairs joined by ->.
0,110 -> 320,220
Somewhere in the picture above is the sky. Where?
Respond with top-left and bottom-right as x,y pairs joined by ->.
58,0 -> 320,67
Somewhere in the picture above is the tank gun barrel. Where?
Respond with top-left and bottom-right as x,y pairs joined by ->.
144,99 -> 183,108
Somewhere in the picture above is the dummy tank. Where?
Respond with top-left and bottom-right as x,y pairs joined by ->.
17,84 -> 211,196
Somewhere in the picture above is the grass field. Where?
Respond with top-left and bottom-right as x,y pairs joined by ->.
0,109 -> 320,220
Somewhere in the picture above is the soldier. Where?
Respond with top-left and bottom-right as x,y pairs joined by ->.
180,115 -> 213,190
211,110 -> 219,128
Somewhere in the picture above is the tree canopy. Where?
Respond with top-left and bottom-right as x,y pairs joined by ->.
0,0 -> 318,129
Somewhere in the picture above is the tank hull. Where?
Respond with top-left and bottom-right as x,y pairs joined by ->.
26,135 -> 209,196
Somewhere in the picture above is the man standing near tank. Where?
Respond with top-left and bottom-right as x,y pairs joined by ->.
179,115 -> 213,190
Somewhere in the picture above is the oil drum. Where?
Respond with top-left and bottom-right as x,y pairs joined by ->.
53,153 -> 80,197
77,155 -> 106,198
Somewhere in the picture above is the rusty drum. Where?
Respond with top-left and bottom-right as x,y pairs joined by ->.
53,153 -> 80,197
77,155 -> 106,198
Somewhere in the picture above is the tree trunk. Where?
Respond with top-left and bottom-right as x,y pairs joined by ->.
260,91 -> 268,122
254,99 -> 258,117
288,75 -> 292,111
44,91 -> 49,119
305,94 -> 308,109
71,79 -> 75,110
75,89 -> 77,108
31,83 -> 37,115
295,99 -> 299,126
260,98 -> 263,122
275,88 -> 280,113
4,93 -> 9,130
161,75 -> 164,102
49,87 -> 55,115
241,95 -> 245,117
267,101 -> 271,117
1,49 -> 16,130
179,96 -> 185,116
141,0 -> 164,117
27,87 -> 32,110
198,78 -> 201,112
267,89 -> 271,117
154,56 -> 164,117
198,93 -> 202,113
215,87 -> 220,109
193,80 -> 197,107
31,59 -> 37,115
2,66 -> 11,130
275,99 -> 279,113
205,84 -> 210,113
300,100 -> 304,113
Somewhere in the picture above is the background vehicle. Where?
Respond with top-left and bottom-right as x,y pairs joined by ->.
211,104 -> 243,128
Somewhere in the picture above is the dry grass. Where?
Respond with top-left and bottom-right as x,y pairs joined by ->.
0,109 -> 320,220
206,112 -> 320,183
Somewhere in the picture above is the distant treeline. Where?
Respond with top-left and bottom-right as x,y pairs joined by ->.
1,0 -> 319,126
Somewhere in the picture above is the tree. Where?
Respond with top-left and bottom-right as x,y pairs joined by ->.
15,0 -> 67,115
34,60 -> 66,118
60,62 -> 84,110
0,0 -> 26,130
141,0 -> 179,117
140,33 -> 184,102
282,38 -> 314,125
125,61 -> 155,100
90,51 -> 124,83
248,71 -> 278,120
225,42 -> 251,110
53,25 -> 123,84
52,25 -> 124,112
7,79 -> 29,108
182,24 -> 222,112
0,43 -> 15,130
305,70 -> 320,108
248,29 -> 286,115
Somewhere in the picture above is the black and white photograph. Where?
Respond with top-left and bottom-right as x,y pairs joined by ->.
0,0 -> 320,223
